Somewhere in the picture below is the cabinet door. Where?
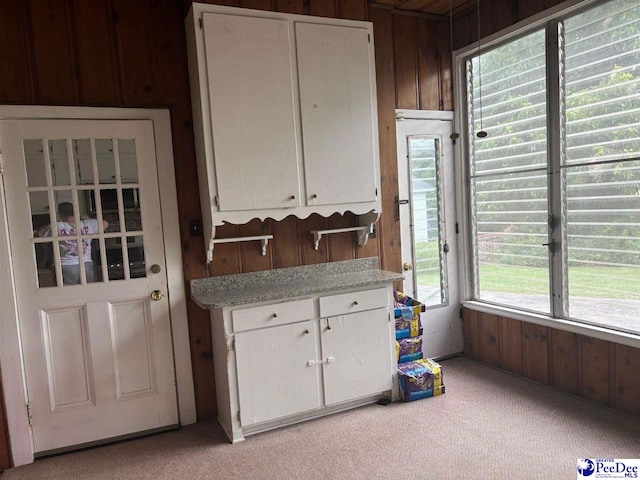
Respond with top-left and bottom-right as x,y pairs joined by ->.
203,13 -> 301,211
235,320 -> 321,426
321,309 -> 392,405
296,23 -> 377,206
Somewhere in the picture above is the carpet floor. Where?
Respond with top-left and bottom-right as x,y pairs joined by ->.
4,357 -> 640,480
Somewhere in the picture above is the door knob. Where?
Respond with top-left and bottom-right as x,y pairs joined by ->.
403,262 -> 413,271
150,264 -> 162,274
151,290 -> 165,301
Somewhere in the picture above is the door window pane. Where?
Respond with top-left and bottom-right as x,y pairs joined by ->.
118,139 -> 139,183
408,137 -> 446,307
105,238 -> 125,281
24,139 -> 48,187
123,188 -> 142,232
127,236 -> 146,279
96,139 -> 116,184
73,139 -> 94,185
35,242 -> 57,288
472,170 -> 550,313
100,189 -> 121,232
29,191 -> 50,234
49,139 -> 71,186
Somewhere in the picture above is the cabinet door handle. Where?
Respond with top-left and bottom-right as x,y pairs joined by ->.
304,329 -> 310,335
326,318 -> 332,330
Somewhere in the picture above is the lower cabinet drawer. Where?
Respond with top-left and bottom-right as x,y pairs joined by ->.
319,287 -> 388,318
232,298 -> 315,332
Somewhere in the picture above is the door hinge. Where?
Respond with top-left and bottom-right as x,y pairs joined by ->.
237,411 -> 241,422
443,243 -> 450,254
26,402 -> 33,426
455,223 -> 459,234
199,17 -> 203,29
375,187 -> 378,197
214,196 -> 219,207
368,33 -> 371,43
230,338 -> 235,351
459,305 -> 463,320
0,150 -> 3,174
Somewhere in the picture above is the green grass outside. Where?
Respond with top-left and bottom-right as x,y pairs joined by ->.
413,241 -> 640,300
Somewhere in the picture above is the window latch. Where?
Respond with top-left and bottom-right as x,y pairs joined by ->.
542,239 -> 556,253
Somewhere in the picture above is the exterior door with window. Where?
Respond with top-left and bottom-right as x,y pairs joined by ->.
396,115 -> 463,358
0,120 -> 178,455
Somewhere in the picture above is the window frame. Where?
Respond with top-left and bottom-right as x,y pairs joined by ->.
452,0 -> 640,344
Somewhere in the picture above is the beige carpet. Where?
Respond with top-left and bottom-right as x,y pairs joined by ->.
4,357 -> 640,480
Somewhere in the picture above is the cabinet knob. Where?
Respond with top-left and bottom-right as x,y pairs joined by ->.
304,329 -> 310,335
352,301 -> 359,306
310,194 -> 317,199
272,313 -> 278,318
289,195 -> 296,200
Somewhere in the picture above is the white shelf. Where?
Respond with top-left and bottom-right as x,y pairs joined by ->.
208,235 -> 273,261
310,212 -> 379,250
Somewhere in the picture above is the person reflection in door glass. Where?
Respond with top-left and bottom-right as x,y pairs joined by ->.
39,202 -> 109,285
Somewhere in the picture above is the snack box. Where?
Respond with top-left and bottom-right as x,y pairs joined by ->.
394,291 -> 425,339
398,358 -> 445,402
396,337 -> 423,364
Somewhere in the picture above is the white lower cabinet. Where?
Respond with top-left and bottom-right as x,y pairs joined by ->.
235,320 -> 322,426
321,309 -> 392,405
211,285 -> 396,443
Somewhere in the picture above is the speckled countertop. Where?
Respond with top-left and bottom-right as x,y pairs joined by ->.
190,257 -> 403,309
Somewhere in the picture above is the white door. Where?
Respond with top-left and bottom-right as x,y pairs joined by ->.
235,321 -> 321,426
296,22 -> 378,206
0,119 -> 178,455
321,310 -> 391,405
203,13 -> 302,211
396,115 -> 463,358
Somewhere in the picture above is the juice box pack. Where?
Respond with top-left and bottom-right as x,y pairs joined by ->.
398,358 -> 445,402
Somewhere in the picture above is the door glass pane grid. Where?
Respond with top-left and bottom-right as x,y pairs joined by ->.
408,136 -> 447,307
24,137 -> 144,287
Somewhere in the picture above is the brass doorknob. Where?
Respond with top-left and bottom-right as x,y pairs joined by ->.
151,290 -> 164,301
150,264 -> 162,274
403,262 -> 413,271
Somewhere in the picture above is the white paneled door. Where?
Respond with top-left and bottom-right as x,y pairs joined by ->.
0,120 -> 178,455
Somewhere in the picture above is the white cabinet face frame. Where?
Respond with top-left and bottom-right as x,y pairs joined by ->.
0,106 -> 196,467
186,4 -> 381,249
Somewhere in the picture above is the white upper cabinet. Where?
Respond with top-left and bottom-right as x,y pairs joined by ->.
187,5 -> 381,253
202,14 -> 301,211
296,23 -> 377,206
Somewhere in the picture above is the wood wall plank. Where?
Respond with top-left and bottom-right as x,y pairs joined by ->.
462,308 -> 480,359
272,216 -> 302,268
499,316 -> 523,375
517,0 -> 544,20
239,219 -> 273,272
29,0 -> 79,103
580,336 -> 611,406
240,0 -> 272,9
0,0 -> 35,102
478,312 -> 500,366
550,329 -> 578,396
437,19 -> 453,110
492,0 -> 517,32
309,0 -> 336,17
299,215 -> 329,265
339,0 -> 366,20
72,0 -> 119,104
327,213 -> 356,262
523,323 -> 549,385
417,18 -> 440,111
274,0 -> 304,14
613,344 -> 640,416
393,15 -> 419,110
372,7 -> 402,276
113,0 -> 156,105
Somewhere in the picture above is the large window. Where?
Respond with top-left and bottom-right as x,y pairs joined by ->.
464,0 -> 640,334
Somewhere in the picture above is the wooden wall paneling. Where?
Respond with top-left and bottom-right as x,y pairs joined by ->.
71,0 -> 119,104
272,216 -> 302,268
491,0 -> 517,33
371,7 -> 401,276
298,215 -> 329,264
196,0 -> 240,6
462,308 -> 480,359
0,0 -> 35,103
393,14 -> 419,110
0,369 -> 10,471
517,0 -> 544,21
209,224 -> 242,276
309,0 -> 336,17
239,219 -> 274,272
478,311 -> 500,366
239,0 -> 271,10
417,18 -> 440,111
274,0 -> 304,14
523,323 -> 550,385
499,316 -> 523,375
113,0 -> 157,105
549,329 -> 579,396
437,19 -> 453,110
580,336 -> 611,406
338,0 -> 367,20
613,344 -> 640,416
29,0 -> 79,103
452,12 -> 472,50
327,213 -> 356,262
